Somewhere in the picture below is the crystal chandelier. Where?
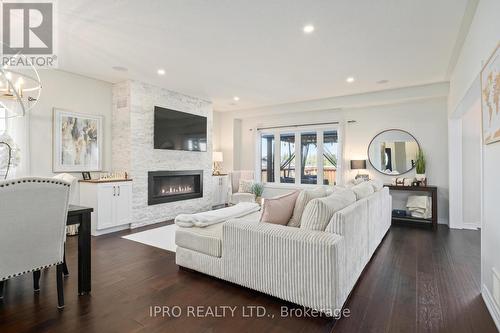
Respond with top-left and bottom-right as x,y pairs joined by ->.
0,54 -> 42,118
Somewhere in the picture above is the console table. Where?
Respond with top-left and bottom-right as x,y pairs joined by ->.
384,185 -> 438,230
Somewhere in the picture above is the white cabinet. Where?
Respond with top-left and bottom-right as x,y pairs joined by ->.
212,175 -> 229,207
80,180 -> 132,235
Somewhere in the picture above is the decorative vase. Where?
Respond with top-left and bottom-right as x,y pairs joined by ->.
256,196 -> 263,205
415,174 -> 427,186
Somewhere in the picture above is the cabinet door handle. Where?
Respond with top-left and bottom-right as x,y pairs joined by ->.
118,186 -> 121,196
113,186 -> 116,196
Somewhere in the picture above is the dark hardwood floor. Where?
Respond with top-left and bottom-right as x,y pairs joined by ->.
0,224 -> 497,333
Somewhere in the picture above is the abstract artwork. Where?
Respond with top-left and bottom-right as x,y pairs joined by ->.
481,43 -> 500,145
53,109 -> 103,172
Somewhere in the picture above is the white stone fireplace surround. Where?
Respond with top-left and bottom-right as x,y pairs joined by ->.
112,80 -> 213,228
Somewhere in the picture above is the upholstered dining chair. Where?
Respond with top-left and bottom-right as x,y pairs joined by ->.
0,178 -> 70,309
53,173 -> 78,275
228,170 -> 256,205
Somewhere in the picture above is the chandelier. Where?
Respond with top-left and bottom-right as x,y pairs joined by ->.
0,54 -> 42,118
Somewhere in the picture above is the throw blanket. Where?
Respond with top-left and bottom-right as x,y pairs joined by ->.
406,195 -> 431,219
175,202 -> 260,228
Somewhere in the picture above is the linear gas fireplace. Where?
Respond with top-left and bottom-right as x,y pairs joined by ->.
148,170 -> 203,205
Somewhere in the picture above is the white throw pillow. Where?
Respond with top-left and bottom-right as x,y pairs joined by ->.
300,189 -> 357,231
325,185 -> 345,196
351,182 -> 375,200
238,179 -> 254,193
287,187 -> 326,227
367,179 -> 384,192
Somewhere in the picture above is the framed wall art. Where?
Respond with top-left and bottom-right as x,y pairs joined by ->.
53,108 -> 103,172
481,43 -> 500,145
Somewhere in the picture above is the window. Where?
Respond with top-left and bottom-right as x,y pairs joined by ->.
323,131 -> 338,185
260,134 -> 275,182
258,125 -> 342,185
280,133 -> 295,183
301,132 -> 317,184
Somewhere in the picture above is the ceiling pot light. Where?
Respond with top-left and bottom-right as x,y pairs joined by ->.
346,77 -> 355,83
303,25 -> 315,34
157,69 -> 166,75
233,96 -> 240,101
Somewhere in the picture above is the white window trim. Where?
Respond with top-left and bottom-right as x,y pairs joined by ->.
0,108 -> 7,134
256,123 -> 344,186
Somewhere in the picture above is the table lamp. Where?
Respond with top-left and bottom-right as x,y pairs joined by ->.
350,159 -> 368,180
213,151 -> 223,175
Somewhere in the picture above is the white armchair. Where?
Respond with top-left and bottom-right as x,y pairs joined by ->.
228,170 -> 256,205
0,177 -> 70,308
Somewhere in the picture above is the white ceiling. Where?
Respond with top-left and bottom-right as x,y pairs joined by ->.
57,0 -> 469,111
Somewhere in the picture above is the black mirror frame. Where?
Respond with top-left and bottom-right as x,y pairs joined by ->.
367,129 -> 421,176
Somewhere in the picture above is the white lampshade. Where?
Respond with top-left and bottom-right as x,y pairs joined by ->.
213,151 -> 223,162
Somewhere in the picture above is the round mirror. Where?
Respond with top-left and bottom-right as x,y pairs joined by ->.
368,129 -> 420,175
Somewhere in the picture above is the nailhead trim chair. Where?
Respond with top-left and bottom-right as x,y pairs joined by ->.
0,177 -> 70,309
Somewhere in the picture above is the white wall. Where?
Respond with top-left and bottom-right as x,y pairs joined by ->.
29,70 -> 113,177
215,90 -> 450,223
448,0 -> 499,113
448,0 -> 500,328
461,99 -> 481,227
22,69 -> 112,203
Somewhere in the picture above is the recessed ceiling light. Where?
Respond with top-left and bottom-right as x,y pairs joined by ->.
377,79 -> 389,84
346,77 -> 355,83
233,96 -> 240,101
157,69 -> 166,75
303,25 -> 315,34
112,66 -> 128,72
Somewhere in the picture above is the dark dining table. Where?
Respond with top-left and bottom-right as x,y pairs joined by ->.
67,205 -> 93,295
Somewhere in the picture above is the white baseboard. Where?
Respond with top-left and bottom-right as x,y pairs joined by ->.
461,222 -> 480,230
482,284 -> 500,331
92,224 -> 130,236
449,223 -> 479,230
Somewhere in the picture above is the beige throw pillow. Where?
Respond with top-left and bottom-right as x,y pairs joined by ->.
260,191 -> 300,225
287,187 -> 326,227
300,189 -> 357,231
238,179 -> 254,193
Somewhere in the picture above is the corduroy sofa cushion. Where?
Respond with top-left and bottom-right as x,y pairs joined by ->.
300,189 -> 357,231
287,187 -> 327,227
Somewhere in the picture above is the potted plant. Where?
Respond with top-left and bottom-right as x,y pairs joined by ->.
415,149 -> 426,185
251,182 -> 264,205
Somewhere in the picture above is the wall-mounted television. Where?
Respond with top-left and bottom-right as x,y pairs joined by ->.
154,106 -> 207,152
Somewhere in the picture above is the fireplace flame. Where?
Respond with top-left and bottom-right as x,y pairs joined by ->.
161,185 -> 193,195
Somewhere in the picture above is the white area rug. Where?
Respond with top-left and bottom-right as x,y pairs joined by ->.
122,224 -> 178,252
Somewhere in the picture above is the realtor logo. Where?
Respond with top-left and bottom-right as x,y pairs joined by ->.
1,0 -> 57,67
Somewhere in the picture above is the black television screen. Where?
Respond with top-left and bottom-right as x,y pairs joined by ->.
154,106 -> 207,151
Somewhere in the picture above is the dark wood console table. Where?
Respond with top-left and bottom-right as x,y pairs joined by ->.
384,185 -> 438,230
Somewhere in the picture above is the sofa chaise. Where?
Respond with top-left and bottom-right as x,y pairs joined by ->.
175,182 -> 392,314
